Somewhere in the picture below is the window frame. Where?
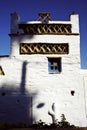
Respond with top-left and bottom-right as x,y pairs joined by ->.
48,57 -> 62,74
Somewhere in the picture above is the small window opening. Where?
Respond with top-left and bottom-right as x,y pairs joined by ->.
0,66 -> 5,75
71,90 -> 75,96
48,58 -> 61,73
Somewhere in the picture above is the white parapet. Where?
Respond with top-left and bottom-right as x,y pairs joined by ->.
70,13 -> 79,34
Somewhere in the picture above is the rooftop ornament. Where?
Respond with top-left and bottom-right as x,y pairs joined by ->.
37,12 -> 52,23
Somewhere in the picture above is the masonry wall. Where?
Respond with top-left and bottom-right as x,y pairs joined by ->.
0,13 -> 87,126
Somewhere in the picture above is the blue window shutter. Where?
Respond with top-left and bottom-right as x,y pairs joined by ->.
48,58 -> 61,73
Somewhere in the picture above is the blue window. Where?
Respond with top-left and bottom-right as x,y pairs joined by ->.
48,58 -> 61,73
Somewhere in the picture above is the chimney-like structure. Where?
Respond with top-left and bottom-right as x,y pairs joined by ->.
10,12 -> 20,34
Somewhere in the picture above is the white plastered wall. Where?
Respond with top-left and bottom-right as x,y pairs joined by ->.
0,14 -> 87,126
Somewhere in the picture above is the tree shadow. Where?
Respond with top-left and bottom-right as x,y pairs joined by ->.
0,61 -> 37,124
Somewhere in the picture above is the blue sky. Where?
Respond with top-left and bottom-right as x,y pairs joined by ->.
0,0 -> 87,69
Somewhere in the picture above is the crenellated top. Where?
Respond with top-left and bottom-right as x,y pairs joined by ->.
9,12 -> 79,36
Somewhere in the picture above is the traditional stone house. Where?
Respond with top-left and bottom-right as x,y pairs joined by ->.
0,12 -> 87,126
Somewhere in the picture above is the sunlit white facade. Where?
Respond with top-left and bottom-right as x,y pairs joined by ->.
0,12 -> 87,126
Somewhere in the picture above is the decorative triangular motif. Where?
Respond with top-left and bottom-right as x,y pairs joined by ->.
37,12 -> 51,23
0,66 -> 5,75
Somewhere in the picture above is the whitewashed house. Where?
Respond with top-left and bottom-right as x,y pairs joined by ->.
0,12 -> 87,126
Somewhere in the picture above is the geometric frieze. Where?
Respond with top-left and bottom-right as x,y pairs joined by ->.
20,43 -> 69,54
19,24 -> 71,34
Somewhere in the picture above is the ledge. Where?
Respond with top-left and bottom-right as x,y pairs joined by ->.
9,33 -> 79,37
